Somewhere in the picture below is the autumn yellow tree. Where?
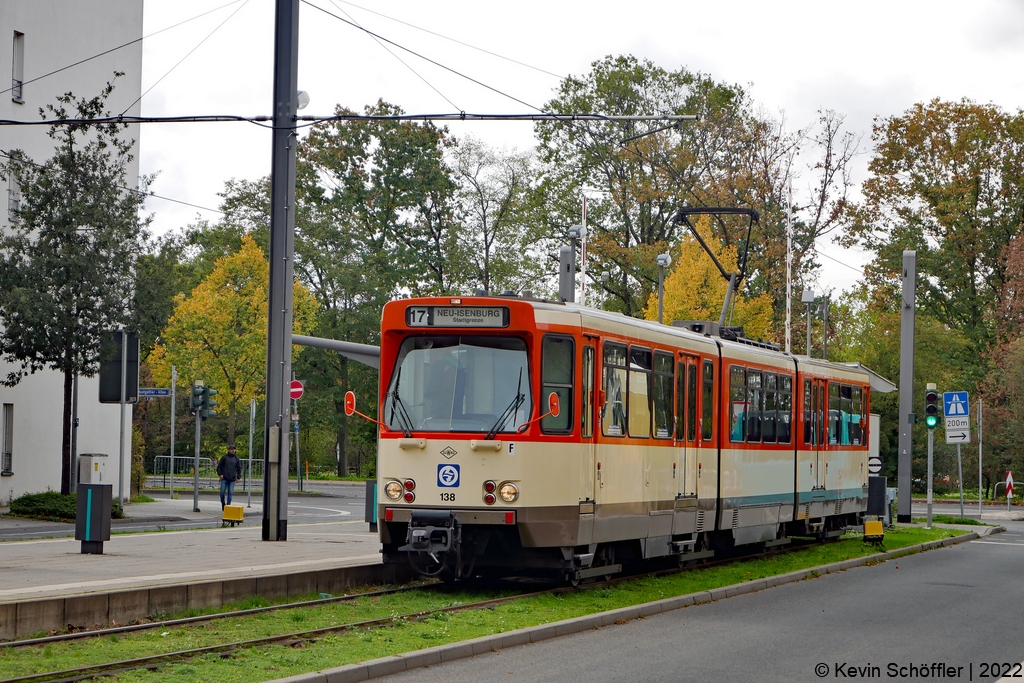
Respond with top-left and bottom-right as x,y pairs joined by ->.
644,217 -> 774,339
148,235 -> 317,443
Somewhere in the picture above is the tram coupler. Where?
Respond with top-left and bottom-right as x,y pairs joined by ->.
399,510 -> 461,564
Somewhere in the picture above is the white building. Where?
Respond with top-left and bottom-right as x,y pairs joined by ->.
0,1 -> 144,505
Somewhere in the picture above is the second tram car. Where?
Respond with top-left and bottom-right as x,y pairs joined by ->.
370,294 -> 884,581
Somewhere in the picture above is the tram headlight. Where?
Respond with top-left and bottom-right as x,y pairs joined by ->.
384,480 -> 403,500
498,482 -> 519,503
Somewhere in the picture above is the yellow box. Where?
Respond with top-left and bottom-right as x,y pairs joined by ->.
863,520 -> 884,540
222,504 -> 245,522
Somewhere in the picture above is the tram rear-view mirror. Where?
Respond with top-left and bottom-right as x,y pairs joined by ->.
548,391 -> 560,418
344,391 -> 355,417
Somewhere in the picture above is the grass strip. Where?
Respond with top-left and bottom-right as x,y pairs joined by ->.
0,526 -> 966,683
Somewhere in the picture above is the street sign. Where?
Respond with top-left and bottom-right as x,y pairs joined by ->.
139,388 -> 170,397
943,391 -> 969,416
1008,471 -> 1015,498
868,455 -> 882,475
289,379 -> 304,400
943,391 -> 971,445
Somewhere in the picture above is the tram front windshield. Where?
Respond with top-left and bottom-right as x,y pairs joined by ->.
385,336 -> 532,434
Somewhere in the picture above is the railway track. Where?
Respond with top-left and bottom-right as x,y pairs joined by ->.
0,536 -> 828,683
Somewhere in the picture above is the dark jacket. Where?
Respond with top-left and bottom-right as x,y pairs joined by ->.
217,453 -> 242,482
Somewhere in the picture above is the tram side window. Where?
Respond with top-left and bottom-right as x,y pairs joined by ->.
652,351 -> 673,438
850,385 -> 863,446
582,346 -> 595,438
763,372 -> 778,443
730,365 -> 747,442
778,375 -> 793,443
803,378 -> 812,445
702,360 -> 714,440
747,370 -> 762,442
676,362 -> 687,441
541,335 -> 574,434
628,347 -> 652,438
602,343 -> 627,437
839,384 -> 853,445
828,383 -> 841,444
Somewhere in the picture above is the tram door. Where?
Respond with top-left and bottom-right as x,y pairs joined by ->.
677,355 -> 700,500
811,377 -> 828,494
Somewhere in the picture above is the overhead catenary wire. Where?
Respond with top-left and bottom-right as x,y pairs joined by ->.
324,0 -> 461,111
300,0 -> 545,113
327,0 -> 565,80
0,0 -> 247,98
121,0 -> 253,116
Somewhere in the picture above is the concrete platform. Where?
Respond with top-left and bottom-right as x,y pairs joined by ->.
0,515 -> 381,603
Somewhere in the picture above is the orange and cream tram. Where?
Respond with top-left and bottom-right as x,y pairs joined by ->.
368,294 -> 877,581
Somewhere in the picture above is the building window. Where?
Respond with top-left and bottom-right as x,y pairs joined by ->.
12,31 -> 24,103
2,403 -> 12,475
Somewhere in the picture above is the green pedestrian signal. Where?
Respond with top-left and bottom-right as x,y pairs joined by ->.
924,388 -> 939,429
201,386 -> 218,420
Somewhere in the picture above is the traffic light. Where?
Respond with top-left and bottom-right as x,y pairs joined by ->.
924,388 -> 939,428
190,381 -> 205,416
201,386 -> 218,420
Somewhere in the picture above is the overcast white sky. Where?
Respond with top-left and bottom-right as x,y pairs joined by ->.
138,0 -> 1024,294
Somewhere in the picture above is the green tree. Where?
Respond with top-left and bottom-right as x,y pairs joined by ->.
0,78 -> 148,494
843,98 -> 1024,372
536,55 -> 858,326
148,235 -> 317,443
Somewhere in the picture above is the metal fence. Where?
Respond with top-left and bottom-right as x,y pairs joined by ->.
150,455 -> 264,491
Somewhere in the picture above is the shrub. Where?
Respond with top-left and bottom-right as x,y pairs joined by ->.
9,490 -> 124,521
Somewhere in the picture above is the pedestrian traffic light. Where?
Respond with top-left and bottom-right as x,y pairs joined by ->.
924,388 -> 939,428
190,381 -> 205,416
201,386 -> 218,420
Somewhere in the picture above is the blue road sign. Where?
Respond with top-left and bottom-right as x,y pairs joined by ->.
943,391 -> 969,417
139,388 -> 170,397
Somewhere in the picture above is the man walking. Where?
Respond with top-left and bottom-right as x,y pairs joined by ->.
217,445 -> 242,509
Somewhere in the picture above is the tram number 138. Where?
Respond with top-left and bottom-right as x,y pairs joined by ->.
440,492 -> 456,502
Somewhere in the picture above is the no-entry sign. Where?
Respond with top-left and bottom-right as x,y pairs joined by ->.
290,379 -> 304,400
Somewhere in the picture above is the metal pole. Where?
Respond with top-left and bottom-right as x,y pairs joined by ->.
248,398 -> 255,508
785,179 -> 792,355
926,428 -> 934,529
118,329 -> 127,507
957,443 -> 964,520
193,410 -> 201,512
806,304 -> 812,357
822,294 -> 829,361
978,399 -> 983,518
263,0 -> 299,542
170,366 -> 176,500
658,265 -> 665,324
580,197 -> 587,307
293,370 -> 300,493
70,374 -> 79,493
897,251 -> 917,523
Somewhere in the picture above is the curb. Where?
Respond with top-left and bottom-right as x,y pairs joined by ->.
268,528 -> 997,683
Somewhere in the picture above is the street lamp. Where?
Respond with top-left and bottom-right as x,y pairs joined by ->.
656,252 -> 672,324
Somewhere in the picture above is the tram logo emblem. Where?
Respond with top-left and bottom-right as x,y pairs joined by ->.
438,464 -> 460,488
440,446 -> 457,459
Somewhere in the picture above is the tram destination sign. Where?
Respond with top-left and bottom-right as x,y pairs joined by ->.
406,305 -> 509,328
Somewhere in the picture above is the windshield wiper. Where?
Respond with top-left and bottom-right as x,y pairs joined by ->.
485,368 -> 524,440
388,368 -> 414,438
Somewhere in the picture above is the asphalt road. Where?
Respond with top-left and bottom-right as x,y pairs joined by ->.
378,521 -> 1024,683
